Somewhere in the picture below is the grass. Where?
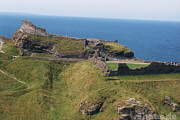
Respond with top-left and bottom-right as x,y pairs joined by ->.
126,63 -> 149,69
31,53 -> 54,58
55,39 -> 84,56
106,62 -> 118,70
0,35 -> 9,41
0,53 -> 13,60
0,58 -> 66,120
1,41 -> 19,56
0,57 -> 180,119
106,62 -> 149,70
118,76 -> 180,117
27,34 -> 84,56
0,72 -> 25,92
104,42 -> 134,57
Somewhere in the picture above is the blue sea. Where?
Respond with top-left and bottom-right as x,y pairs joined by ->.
0,13 -> 180,62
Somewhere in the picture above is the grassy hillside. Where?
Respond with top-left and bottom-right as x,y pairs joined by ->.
1,41 -> 19,56
0,57 -> 180,119
27,34 -> 84,56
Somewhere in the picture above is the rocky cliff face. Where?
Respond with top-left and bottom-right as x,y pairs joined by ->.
11,20 -> 134,58
11,20 -> 51,55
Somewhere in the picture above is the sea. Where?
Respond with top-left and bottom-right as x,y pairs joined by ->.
0,13 -> 180,62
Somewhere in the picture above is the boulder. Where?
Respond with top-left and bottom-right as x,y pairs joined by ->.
163,96 -> 180,112
79,101 -> 103,115
125,98 -> 141,105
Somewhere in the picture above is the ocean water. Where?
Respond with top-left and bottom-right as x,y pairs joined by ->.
0,13 -> 180,62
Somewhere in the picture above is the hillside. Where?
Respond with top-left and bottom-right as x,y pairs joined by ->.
0,20 -> 180,120
0,42 -> 180,119
0,56 -> 180,119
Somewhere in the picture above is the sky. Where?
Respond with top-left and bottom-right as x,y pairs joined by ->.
0,0 -> 180,21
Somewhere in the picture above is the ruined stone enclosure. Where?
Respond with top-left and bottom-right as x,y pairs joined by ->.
89,50 -> 180,76
109,62 -> 180,76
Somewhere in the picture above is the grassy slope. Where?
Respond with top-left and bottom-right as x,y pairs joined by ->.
1,41 -> 19,56
31,53 -> 54,58
0,59 -> 180,119
106,62 -> 149,70
104,42 -> 133,55
27,34 -> 84,56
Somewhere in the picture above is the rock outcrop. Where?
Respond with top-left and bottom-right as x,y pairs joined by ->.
115,98 -> 159,120
18,20 -> 49,37
163,96 -> 180,113
79,101 -> 103,115
11,20 -> 135,59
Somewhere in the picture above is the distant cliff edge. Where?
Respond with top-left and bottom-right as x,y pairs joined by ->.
11,20 -> 134,59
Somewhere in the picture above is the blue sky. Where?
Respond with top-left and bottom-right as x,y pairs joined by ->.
0,0 -> 180,21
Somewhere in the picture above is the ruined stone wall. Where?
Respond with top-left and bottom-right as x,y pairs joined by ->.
89,50 -> 111,76
24,57 -> 86,62
109,62 -> 180,76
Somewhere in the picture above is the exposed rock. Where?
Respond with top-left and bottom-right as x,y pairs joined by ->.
79,101 -> 103,115
163,96 -> 173,106
11,20 -> 135,59
114,40 -> 118,43
163,96 -> 180,112
125,98 -> 141,105
115,99 -> 159,120
119,114 -> 131,120
171,103 -> 180,112
18,20 -> 49,37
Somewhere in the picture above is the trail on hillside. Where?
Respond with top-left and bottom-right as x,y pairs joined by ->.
0,41 -> 4,52
0,69 -> 30,88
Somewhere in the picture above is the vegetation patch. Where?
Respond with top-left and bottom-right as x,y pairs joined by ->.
0,57 -> 180,119
27,34 -> 84,56
31,53 -> 54,58
106,62 -> 149,70
1,41 -> 19,56
104,42 -> 134,57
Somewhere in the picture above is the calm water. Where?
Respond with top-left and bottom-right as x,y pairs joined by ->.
0,14 -> 180,62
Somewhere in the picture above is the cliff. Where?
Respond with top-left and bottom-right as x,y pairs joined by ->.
11,20 -> 134,59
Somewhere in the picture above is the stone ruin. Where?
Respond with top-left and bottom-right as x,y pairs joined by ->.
109,62 -> 180,76
89,49 -> 180,76
89,49 -> 111,76
114,98 -> 159,120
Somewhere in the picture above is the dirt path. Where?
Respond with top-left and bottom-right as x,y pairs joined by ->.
0,69 -> 30,88
0,40 -> 4,53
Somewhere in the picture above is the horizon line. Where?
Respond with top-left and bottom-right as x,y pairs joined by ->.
0,12 -> 180,22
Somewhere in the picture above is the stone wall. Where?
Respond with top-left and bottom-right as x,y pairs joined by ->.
109,62 -> 180,76
89,50 -> 180,76
24,57 -> 86,62
89,49 -> 111,76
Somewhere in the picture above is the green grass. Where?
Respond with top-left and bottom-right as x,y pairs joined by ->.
0,53 -> 13,60
104,42 -> 134,57
0,58 -> 180,120
1,41 -> 19,56
0,35 -> 9,41
126,63 -> 149,69
117,75 -> 180,117
31,53 -> 54,58
0,72 -> 26,92
106,62 -> 118,70
106,62 -> 149,70
27,34 -> 84,56
55,39 -> 84,56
